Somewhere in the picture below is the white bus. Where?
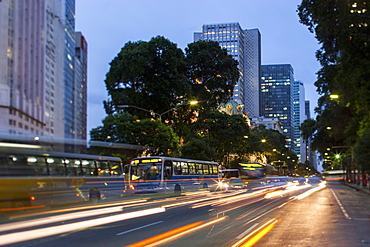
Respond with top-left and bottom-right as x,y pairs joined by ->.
0,147 -> 124,210
125,156 -> 220,194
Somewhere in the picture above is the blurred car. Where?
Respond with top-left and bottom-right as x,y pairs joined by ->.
222,178 -> 247,190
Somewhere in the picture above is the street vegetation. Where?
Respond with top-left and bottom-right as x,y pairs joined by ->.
298,0 -> 370,177
89,36 -> 299,170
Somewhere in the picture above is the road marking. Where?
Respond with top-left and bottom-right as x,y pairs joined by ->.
236,223 -> 259,239
330,189 -> 351,219
116,221 -> 164,236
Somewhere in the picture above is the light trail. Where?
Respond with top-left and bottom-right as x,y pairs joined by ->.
231,218 -> 281,247
0,206 -> 125,232
9,199 -> 148,220
264,184 -> 312,199
296,181 -> 326,200
128,216 -> 227,247
0,207 -> 165,246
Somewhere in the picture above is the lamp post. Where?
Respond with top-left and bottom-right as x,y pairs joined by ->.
117,100 -> 198,121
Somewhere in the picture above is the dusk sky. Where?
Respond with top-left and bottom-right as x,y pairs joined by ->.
75,0 -> 321,136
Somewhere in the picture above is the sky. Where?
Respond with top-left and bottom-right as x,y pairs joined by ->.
75,0 -> 321,137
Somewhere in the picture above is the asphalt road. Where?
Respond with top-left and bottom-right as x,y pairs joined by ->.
1,179 -> 369,247
255,181 -> 370,247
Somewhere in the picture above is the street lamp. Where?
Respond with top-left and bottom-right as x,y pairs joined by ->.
117,100 -> 198,121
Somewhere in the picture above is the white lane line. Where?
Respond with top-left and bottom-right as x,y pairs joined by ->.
330,189 -> 351,219
116,221 -> 164,236
236,223 -> 259,239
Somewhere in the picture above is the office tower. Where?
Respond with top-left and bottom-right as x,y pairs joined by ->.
74,32 -> 88,142
261,64 -> 294,149
194,23 -> 261,117
305,100 -> 311,119
0,0 -> 87,151
293,80 -> 306,162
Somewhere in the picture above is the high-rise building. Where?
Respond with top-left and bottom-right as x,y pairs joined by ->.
194,22 -> 261,117
74,32 -> 88,142
0,0 -> 87,151
261,64 -> 295,149
293,80 -> 306,162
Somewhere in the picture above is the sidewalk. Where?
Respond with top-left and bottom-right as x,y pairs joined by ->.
343,181 -> 370,196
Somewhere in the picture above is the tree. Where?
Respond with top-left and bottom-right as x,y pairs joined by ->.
187,111 -> 250,165
180,138 -> 217,161
104,36 -> 190,121
298,0 -> 370,168
185,40 -> 239,113
90,113 -> 179,157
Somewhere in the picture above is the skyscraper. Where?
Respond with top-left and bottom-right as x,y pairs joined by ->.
261,64 -> 295,149
194,22 -> 261,117
293,80 -> 306,162
0,0 -> 87,151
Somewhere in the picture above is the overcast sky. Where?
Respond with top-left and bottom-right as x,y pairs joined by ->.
75,0 -> 321,136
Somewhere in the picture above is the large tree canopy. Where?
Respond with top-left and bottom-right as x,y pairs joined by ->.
104,36 -> 190,119
104,37 -> 239,123
298,0 -> 370,171
185,40 -> 239,112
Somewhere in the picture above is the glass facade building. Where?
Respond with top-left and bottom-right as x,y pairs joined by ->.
293,80 -> 306,162
194,23 -> 261,117
0,0 -> 87,152
261,64 -> 294,149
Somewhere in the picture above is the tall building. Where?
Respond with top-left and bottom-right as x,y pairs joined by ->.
194,22 -> 261,117
293,80 -> 306,162
261,64 -> 295,149
0,0 -> 87,151
304,100 -> 313,164
74,32 -> 88,142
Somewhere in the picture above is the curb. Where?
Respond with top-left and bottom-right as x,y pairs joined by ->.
343,182 -> 370,196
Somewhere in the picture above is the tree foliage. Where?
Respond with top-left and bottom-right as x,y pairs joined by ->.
298,0 -> 370,171
185,40 -> 239,112
104,36 -> 190,120
90,113 -> 179,157
186,111 -> 250,164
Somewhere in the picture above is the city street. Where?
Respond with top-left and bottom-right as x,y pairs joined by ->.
1,180 -> 369,246
256,181 -> 370,247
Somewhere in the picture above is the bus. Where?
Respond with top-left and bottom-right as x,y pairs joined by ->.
0,147 -> 124,210
125,156 -> 219,194
321,170 -> 345,181
239,162 -> 279,179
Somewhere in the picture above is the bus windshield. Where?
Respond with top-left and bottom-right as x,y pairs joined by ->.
130,163 -> 162,181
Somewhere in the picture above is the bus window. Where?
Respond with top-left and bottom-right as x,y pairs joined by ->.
28,156 -> 48,176
147,165 -> 161,180
189,163 -> 196,175
173,161 -> 182,175
164,160 -> 173,179
110,161 -> 122,176
195,163 -> 203,175
81,160 -> 96,176
211,165 -> 218,175
96,161 -> 111,176
49,158 -> 66,176
181,162 -> 189,175
3,155 -> 34,176
65,159 -> 81,176
203,164 -> 209,175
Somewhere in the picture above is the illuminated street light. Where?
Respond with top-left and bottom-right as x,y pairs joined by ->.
330,94 -> 339,99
